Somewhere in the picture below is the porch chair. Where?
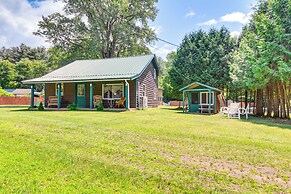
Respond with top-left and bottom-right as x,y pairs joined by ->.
93,95 -> 102,108
115,97 -> 126,108
48,96 -> 59,107
220,103 -> 249,119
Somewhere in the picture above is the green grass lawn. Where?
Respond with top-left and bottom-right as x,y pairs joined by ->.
0,107 -> 290,193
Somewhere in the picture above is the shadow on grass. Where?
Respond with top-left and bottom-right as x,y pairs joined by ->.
159,106 -> 213,116
10,108 -> 125,113
239,116 -> 291,130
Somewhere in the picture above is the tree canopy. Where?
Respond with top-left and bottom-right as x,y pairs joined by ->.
34,0 -> 158,59
229,0 -> 290,118
168,27 -> 235,96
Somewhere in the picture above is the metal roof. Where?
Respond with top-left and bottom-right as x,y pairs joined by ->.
179,82 -> 222,92
23,55 -> 158,84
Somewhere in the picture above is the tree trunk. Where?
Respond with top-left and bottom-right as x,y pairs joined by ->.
283,82 -> 290,118
256,89 -> 264,116
266,84 -> 271,117
253,90 -> 256,114
279,81 -> 287,118
269,82 -> 274,117
273,82 -> 279,118
245,90 -> 248,109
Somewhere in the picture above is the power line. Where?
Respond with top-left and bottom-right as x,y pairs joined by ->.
156,37 -> 179,47
146,43 -> 165,52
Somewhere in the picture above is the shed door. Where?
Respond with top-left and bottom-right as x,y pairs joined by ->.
77,84 -> 86,108
189,92 -> 199,112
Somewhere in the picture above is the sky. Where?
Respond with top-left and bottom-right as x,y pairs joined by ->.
0,0 -> 256,59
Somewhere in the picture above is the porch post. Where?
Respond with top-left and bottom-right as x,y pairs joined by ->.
44,84 -> 47,107
208,89 -> 211,114
90,83 -> 93,109
125,80 -> 129,110
182,91 -> 185,112
57,83 -> 61,109
214,91 -> 216,113
30,84 -> 34,109
74,83 -> 77,104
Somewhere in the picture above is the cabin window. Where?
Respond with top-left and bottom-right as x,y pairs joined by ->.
200,92 -> 214,105
142,84 -> 146,96
153,68 -> 157,80
102,83 -> 124,99
191,93 -> 198,104
55,83 -> 64,96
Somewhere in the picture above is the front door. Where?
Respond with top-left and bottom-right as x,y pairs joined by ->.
77,83 -> 86,108
189,92 -> 199,112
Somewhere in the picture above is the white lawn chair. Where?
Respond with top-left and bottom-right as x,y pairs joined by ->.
220,103 -> 248,119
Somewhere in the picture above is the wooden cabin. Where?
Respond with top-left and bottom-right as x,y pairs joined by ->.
23,55 -> 159,110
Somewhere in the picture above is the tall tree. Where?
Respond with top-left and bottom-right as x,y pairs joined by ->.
168,27 -> 235,97
230,0 -> 291,118
0,60 -> 15,88
34,0 -> 158,59
160,51 -> 179,101
15,58 -> 48,88
0,44 -> 48,63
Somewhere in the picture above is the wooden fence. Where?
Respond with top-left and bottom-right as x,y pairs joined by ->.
0,96 -> 44,105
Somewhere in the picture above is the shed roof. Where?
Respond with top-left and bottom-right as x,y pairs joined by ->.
23,55 -> 158,84
179,82 -> 221,92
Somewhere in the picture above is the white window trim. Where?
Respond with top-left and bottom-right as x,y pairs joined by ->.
142,84 -> 146,97
200,92 -> 214,105
102,83 -> 124,100
153,68 -> 157,80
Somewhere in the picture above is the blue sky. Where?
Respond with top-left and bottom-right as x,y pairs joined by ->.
0,0 -> 256,59
151,0 -> 256,57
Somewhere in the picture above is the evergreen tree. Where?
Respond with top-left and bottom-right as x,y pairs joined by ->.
168,27 -> 235,98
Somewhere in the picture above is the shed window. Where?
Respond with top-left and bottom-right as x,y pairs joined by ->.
102,83 -> 124,99
191,93 -> 198,104
200,92 -> 214,105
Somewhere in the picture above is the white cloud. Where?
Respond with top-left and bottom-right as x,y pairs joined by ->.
0,0 -> 65,48
230,31 -> 241,38
220,12 -> 252,24
197,19 -> 218,26
185,10 -> 195,18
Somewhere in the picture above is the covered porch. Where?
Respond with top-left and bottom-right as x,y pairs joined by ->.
29,79 -> 136,110
179,82 -> 222,114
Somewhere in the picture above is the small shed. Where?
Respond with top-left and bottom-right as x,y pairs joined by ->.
179,82 -> 222,114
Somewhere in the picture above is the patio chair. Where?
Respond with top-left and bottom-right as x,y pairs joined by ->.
115,97 -> 126,108
220,103 -> 249,119
93,95 -> 102,108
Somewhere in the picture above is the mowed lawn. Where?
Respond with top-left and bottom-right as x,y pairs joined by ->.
0,107 -> 290,193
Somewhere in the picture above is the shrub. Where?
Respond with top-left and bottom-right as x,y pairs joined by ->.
67,103 -> 77,111
37,101 -> 44,111
0,87 -> 14,96
97,102 -> 104,111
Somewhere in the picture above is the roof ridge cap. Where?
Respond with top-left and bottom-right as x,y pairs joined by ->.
75,54 -> 154,62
